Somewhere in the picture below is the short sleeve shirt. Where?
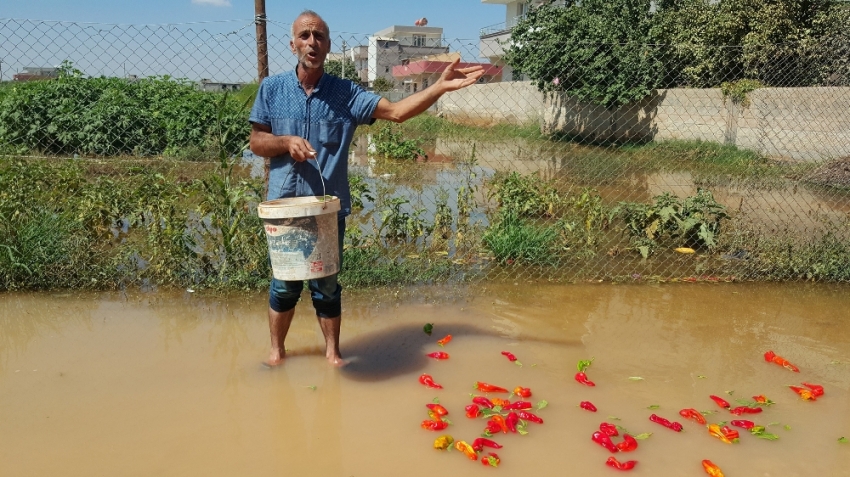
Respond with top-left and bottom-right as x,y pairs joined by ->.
249,71 -> 382,217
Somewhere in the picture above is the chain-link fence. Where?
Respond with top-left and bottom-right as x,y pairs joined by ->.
1,13 -> 849,291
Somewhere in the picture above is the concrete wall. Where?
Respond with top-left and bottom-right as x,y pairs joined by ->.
439,82 -> 850,162
436,81 -> 544,126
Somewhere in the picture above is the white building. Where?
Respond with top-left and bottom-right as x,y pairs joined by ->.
367,25 -> 449,89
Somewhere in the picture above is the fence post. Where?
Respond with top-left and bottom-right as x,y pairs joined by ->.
254,0 -> 269,82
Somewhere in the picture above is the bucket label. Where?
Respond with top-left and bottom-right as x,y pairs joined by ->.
310,261 -> 324,273
265,217 -> 318,259
263,212 -> 339,280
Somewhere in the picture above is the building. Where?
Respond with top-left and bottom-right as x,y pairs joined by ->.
367,24 -> 449,89
392,53 -> 503,93
197,79 -> 245,93
13,66 -> 59,81
479,0 -> 562,81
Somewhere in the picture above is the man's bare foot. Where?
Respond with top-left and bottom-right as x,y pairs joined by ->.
327,353 -> 348,367
263,350 -> 285,368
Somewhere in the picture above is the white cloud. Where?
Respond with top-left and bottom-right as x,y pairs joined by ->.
192,0 -> 232,6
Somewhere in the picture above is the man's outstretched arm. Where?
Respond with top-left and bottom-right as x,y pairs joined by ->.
372,58 -> 484,123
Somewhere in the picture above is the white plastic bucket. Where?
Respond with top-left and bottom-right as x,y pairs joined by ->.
258,196 -> 341,281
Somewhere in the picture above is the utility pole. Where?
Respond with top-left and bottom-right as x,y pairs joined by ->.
341,41 -> 347,79
254,0 -> 269,82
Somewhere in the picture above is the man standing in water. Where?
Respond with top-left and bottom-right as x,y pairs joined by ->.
249,10 -> 484,366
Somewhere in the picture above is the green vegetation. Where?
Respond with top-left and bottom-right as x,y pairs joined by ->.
372,77 -> 394,92
720,79 -> 765,107
0,62 -> 250,157
324,58 -> 356,80
372,124 -> 425,160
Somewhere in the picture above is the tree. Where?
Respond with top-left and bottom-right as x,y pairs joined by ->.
504,0 -> 664,107
324,58 -> 355,79
372,77 -> 394,92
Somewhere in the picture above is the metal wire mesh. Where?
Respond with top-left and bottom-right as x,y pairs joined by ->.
1,16 -> 849,290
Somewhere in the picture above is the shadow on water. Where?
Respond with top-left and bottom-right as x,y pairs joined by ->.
340,321 -> 581,382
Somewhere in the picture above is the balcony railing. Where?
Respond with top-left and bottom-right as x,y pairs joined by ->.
479,15 -> 524,37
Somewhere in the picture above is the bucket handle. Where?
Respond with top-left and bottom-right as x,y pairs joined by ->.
284,152 -> 329,209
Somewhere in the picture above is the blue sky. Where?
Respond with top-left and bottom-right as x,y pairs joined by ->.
3,0 -> 506,41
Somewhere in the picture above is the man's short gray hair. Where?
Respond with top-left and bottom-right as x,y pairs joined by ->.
291,10 -> 328,37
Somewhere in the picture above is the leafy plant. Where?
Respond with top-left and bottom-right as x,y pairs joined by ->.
482,211 -> 559,265
378,197 -> 432,243
372,124 -> 425,160
721,79 -> 765,107
487,171 -> 563,218
372,77 -> 394,92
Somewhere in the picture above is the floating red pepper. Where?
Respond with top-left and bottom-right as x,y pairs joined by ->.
721,425 -> 740,441
503,401 -> 533,411
421,419 -> 449,431
513,386 -> 532,398
575,372 -> 596,386
437,334 -> 452,347
419,374 -> 443,389
789,385 -> 817,401
802,382 -> 825,397
505,412 -> 519,433
764,350 -> 800,372
426,403 -> 449,417
702,459 -> 725,477
465,404 -> 481,418
471,437 -> 503,452
679,408 -> 707,425
490,415 -> 508,433
454,440 -> 478,460
649,414 -> 683,432
475,382 -> 509,393
730,419 -> 756,430
709,395 -> 731,409
729,406 -> 762,415
427,351 -> 449,360
501,351 -> 518,362
490,398 -> 510,407
606,456 -> 637,471
708,424 -> 737,443
484,420 -> 502,435
616,434 -> 638,452
516,411 -> 543,424
472,396 -> 495,409
481,452 -> 501,467
592,431 -> 620,453
580,401 -> 598,412
599,422 -> 619,437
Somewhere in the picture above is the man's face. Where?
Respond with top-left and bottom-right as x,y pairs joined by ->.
290,15 -> 330,71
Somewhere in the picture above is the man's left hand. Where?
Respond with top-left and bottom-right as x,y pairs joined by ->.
438,58 -> 485,92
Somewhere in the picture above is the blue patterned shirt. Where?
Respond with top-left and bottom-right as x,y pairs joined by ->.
249,70 -> 382,217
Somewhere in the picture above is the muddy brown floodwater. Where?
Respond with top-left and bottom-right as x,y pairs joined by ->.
1,283 -> 849,477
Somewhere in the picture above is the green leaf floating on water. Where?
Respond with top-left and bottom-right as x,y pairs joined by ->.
784,424 -> 792,431
306,385 -> 317,391
634,433 -> 653,440
608,416 -> 621,421
647,404 -> 660,410
839,437 -> 848,443
577,358 -> 594,372
628,377 -> 644,381
697,375 -> 707,379
756,432 -> 780,440
432,397 -> 440,404
423,323 -> 433,335
536,400 -> 549,410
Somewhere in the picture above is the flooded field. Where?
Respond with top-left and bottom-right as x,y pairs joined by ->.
1,283 -> 849,477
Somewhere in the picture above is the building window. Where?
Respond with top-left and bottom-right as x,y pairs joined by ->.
422,78 -> 429,88
412,34 -> 426,47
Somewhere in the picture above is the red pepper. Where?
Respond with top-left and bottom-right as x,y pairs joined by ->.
427,351 -> 449,360
485,420 -> 502,434
513,386 -> 532,398
702,459 -> 725,477
421,419 -> 449,431
516,410 -> 543,424
437,334 -> 452,347
599,422 -> 619,437
505,412 -> 519,433
708,423 -> 736,444
501,351 -> 518,362
475,382 -> 509,393
616,434 -> 638,452
472,396 -> 495,409
789,385 -> 817,401
709,395 -> 731,409
764,350 -> 800,372
426,403 -> 449,417
490,398 -> 509,407
730,419 -> 756,430
503,401 -> 533,411
580,401 -> 598,412
729,406 -> 762,415
592,431 -> 619,453
721,425 -> 740,441
679,408 -> 706,425
465,404 -> 481,418
606,456 -> 637,470
649,413 -> 683,432
481,452 -> 501,467
802,382 -> 825,397
575,372 -> 596,386
490,415 -> 508,433
419,374 -> 443,389
471,437 -> 503,452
